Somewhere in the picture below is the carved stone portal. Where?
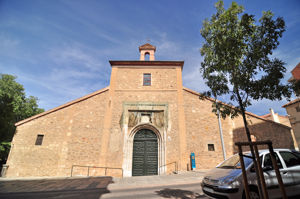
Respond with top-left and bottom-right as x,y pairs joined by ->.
121,102 -> 168,177
127,111 -> 164,128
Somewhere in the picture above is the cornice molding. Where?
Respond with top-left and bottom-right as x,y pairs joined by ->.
109,60 -> 184,68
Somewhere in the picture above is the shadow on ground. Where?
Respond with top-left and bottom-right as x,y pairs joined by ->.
156,188 -> 207,199
0,176 -> 113,199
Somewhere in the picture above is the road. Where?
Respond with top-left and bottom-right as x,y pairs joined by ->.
0,188 -> 109,199
0,177 -> 112,199
0,171 -> 210,199
0,176 -> 208,199
102,182 -> 208,199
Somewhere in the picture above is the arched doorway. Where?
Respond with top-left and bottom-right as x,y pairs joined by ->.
132,129 -> 158,176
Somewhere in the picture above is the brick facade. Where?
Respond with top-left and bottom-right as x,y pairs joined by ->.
283,99 -> 300,150
5,44 -> 295,178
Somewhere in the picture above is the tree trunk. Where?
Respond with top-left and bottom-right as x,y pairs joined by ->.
236,90 -> 263,199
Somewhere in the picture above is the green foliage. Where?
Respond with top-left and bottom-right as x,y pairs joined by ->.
290,79 -> 300,97
0,74 -> 44,164
0,142 -> 11,165
200,2 -> 292,188
200,0 -> 291,119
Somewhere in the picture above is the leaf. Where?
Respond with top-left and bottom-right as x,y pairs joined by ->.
199,0 -> 291,120
0,74 -> 44,164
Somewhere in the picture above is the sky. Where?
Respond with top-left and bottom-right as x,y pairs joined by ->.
0,0 -> 299,116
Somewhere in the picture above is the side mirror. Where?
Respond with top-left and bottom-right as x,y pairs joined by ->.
262,166 -> 273,172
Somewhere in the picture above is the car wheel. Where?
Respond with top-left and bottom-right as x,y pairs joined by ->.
242,188 -> 259,199
249,189 -> 259,199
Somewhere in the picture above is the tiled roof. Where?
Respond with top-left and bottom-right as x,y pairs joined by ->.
261,113 -> 271,118
261,113 -> 288,119
139,43 -> 156,51
282,98 -> 300,108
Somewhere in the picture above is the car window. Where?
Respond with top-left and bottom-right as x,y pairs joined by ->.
264,153 -> 283,169
236,156 -> 253,168
279,151 -> 300,168
293,151 -> 300,159
217,154 -> 253,169
249,156 -> 263,172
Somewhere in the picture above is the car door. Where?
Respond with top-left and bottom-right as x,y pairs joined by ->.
263,152 -> 290,198
278,151 -> 300,196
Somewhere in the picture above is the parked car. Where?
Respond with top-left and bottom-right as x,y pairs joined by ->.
201,149 -> 300,199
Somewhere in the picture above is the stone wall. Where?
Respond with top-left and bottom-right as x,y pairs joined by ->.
6,89 -> 109,177
5,63 -> 295,178
231,113 -> 294,153
182,88 -> 294,169
182,88 -> 232,169
115,67 -> 177,90
110,66 -> 183,175
282,101 -> 300,150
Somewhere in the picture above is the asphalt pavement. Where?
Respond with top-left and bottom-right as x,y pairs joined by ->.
101,182 -> 207,199
0,170 -> 208,199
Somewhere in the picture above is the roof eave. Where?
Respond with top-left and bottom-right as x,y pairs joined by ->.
282,98 -> 300,108
109,60 -> 184,68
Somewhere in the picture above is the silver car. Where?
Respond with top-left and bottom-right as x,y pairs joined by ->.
201,149 -> 300,199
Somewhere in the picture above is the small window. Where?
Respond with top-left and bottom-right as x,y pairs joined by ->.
208,144 -> 215,151
143,73 -> 151,86
35,134 -> 44,145
263,153 -> 283,169
296,106 -> 300,112
279,151 -> 300,168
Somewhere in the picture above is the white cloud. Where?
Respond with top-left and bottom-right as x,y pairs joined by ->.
247,98 -> 289,116
49,44 -> 104,72
17,69 -> 107,111
272,45 -> 300,74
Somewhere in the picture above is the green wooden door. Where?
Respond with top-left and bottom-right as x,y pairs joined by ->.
132,129 -> 158,176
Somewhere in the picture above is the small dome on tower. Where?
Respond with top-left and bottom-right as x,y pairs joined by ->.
139,43 -> 156,61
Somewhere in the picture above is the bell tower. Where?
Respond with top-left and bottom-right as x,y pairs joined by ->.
139,43 -> 156,61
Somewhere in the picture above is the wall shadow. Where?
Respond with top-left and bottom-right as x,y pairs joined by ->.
232,121 -> 294,154
0,176 -> 113,199
155,188 -> 207,199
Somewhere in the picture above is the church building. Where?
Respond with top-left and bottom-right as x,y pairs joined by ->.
5,44 -> 295,178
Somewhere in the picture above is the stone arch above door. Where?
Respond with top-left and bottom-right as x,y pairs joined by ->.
122,124 -> 166,177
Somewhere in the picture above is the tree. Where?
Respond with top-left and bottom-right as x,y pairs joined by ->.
0,74 -> 44,165
200,0 -> 292,196
290,79 -> 300,96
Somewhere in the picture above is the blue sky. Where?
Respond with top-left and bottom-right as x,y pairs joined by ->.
0,0 -> 299,116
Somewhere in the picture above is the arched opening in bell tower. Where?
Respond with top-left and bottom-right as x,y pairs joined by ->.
139,43 -> 156,61
144,52 -> 150,61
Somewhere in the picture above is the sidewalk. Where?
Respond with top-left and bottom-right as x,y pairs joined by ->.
110,170 -> 208,190
0,170 -> 208,194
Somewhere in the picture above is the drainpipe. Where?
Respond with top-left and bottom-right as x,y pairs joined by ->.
217,109 -> 226,160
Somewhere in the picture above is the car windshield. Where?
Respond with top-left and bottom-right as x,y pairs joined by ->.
217,154 -> 253,169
